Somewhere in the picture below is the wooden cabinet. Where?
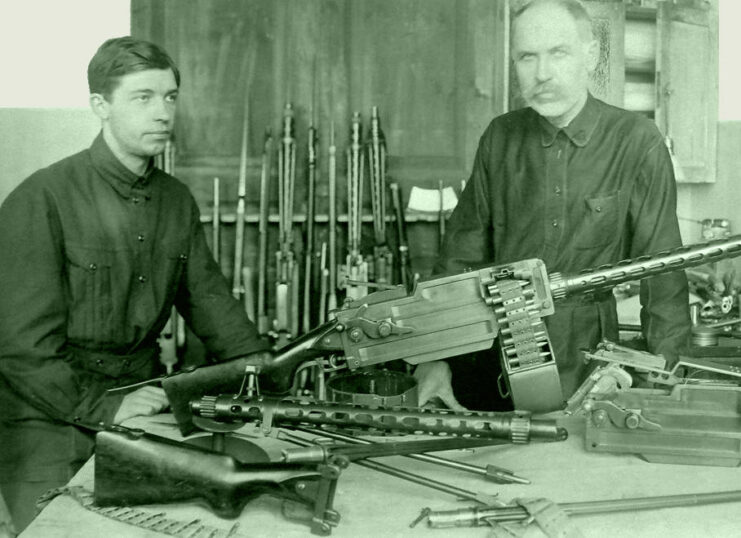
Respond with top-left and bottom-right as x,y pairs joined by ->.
657,0 -> 718,184
622,0 -> 718,183
131,0 -> 510,280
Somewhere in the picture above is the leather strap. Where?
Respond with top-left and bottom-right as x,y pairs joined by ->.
487,497 -> 583,538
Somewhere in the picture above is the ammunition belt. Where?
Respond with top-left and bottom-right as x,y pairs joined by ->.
486,279 -> 554,374
38,486 -> 245,538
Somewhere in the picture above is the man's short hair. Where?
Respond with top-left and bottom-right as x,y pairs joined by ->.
87,36 -> 181,98
512,0 -> 594,41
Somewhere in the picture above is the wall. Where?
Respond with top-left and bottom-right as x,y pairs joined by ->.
677,121 -> 741,243
0,0 -> 129,204
673,0 -> 741,243
0,109 -> 100,202
1,0 -> 740,246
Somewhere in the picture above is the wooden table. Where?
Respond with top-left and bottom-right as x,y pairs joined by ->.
20,413 -> 741,538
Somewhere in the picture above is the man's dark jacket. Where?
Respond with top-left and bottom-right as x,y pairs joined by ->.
0,134 -> 267,483
438,94 -> 690,404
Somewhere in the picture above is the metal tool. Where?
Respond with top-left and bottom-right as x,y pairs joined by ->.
279,431 -> 502,464
278,430 -> 503,507
289,426 -> 529,484
419,490 -> 741,528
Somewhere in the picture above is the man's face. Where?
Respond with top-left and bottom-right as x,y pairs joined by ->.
92,68 -> 178,170
511,4 -> 597,126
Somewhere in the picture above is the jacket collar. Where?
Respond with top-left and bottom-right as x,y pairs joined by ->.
89,132 -> 155,198
537,92 -> 601,148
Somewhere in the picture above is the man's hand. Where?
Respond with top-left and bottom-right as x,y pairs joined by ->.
113,386 -> 169,424
414,361 -> 467,411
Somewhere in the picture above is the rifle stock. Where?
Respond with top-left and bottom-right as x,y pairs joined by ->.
94,429 -> 341,534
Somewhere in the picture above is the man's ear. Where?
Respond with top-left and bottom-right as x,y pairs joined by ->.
89,93 -> 110,120
585,39 -> 600,73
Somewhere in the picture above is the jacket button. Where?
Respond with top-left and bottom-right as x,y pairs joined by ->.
138,275 -> 147,283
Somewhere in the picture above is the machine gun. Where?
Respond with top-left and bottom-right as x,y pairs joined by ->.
191,394 -> 566,443
156,236 -> 741,433
94,427 -> 342,535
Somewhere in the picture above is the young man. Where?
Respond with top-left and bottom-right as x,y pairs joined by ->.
415,0 -> 690,410
0,37 -> 269,531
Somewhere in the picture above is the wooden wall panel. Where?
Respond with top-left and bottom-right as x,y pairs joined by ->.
657,0 -> 718,183
131,0 -> 507,283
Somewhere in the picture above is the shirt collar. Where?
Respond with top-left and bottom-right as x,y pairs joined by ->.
89,132 -> 155,198
537,92 -> 601,148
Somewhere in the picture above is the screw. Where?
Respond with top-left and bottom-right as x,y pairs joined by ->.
592,409 -> 607,427
625,413 -> 641,429
349,328 -> 363,342
377,321 -> 391,337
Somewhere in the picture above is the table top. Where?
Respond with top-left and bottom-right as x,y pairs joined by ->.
20,413 -> 741,538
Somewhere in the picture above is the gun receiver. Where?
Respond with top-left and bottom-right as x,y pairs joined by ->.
569,341 -> 741,466
163,236 -> 741,432
191,395 -> 567,443
94,428 -> 341,535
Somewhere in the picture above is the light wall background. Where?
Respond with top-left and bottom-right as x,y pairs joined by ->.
0,0 -> 129,203
0,0 -> 740,243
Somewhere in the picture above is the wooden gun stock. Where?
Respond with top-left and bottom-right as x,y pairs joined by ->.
94,429 -> 341,535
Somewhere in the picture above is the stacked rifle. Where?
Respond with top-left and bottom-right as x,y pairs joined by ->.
221,104 -> 414,348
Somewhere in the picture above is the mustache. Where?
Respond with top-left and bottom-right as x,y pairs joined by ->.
527,83 -> 560,98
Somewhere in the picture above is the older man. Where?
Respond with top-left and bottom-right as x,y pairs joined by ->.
416,0 -> 690,411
